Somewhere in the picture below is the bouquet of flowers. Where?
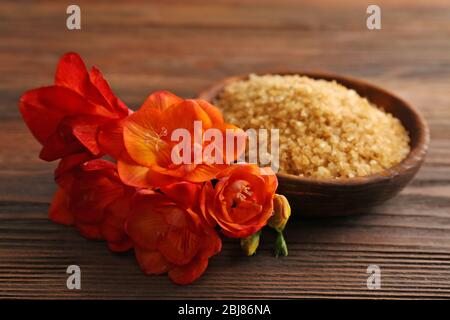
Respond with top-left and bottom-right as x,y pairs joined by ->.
18,53 -> 291,284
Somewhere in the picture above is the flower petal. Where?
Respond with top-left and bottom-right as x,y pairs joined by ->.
55,152 -> 91,179
135,248 -> 173,275
70,173 -> 124,224
196,100 -> 224,126
76,223 -> 103,240
199,181 -> 218,228
219,221 -> 262,239
97,119 -> 126,159
55,52 -> 89,96
220,123 -> 247,164
100,196 -> 131,246
164,99 -> 213,133
126,194 -> 169,250
158,226 -> 200,265
160,182 -> 201,209
118,152 -> 151,188
19,86 -> 91,144
262,167 -> 279,195
123,107 -> 172,168
69,116 -> 106,156
146,168 -> 183,188
199,228 -> 222,259
183,163 -> 222,182
54,152 -> 91,189
55,53 -> 127,119
230,201 -> 263,225
140,91 -> 183,112
39,132 -> 85,161
108,240 -> 133,253
81,158 -> 117,172
89,67 -> 130,117
48,188 -> 74,225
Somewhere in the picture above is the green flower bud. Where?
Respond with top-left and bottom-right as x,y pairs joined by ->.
240,231 -> 261,256
274,232 -> 288,257
268,194 -> 291,232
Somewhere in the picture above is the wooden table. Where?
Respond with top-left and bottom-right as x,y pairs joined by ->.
1,0 -> 449,299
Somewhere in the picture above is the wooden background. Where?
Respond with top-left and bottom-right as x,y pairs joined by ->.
1,0 -> 449,299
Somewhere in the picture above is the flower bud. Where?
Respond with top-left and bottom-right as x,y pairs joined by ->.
240,231 -> 261,256
268,194 -> 291,232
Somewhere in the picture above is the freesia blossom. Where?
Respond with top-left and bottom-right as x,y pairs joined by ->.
126,182 -> 221,284
117,91 -> 245,188
18,52 -> 291,286
50,159 -> 134,252
200,164 -> 278,238
19,52 -> 131,161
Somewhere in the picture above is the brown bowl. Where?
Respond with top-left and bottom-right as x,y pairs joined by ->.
198,72 -> 430,217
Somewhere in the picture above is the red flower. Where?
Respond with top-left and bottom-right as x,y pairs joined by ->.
200,164 -> 278,238
125,182 -> 221,284
19,52 -> 131,161
49,159 -> 134,252
117,91 -> 245,188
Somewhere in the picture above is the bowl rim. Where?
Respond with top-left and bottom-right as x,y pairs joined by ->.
198,71 -> 430,186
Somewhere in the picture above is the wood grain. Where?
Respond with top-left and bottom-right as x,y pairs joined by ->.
0,0 -> 449,299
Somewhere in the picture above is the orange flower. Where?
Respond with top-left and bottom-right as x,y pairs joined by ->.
50,159 -> 134,252
117,91 -> 245,188
200,164 -> 278,238
125,182 -> 221,284
19,52 -> 131,161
